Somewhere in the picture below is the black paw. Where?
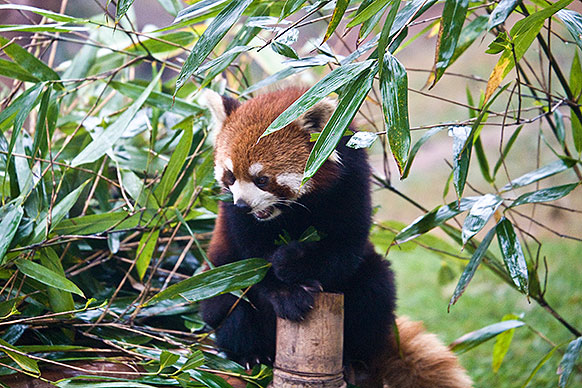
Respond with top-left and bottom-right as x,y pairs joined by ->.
269,281 -> 321,321
271,241 -> 309,284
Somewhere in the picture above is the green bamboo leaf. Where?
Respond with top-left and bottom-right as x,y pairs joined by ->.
0,58 -> 39,82
15,258 -> 85,297
0,24 -> 87,33
145,258 -> 270,305
262,60 -> 374,137
32,180 -> 89,243
428,0 -> 469,87
189,368 -> 232,388
358,0 -> 389,41
322,0 -> 349,43
380,52 -> 410,175
0,202 -> 23,264
501,159 -> 576,192
108,81 -> 201,117
448,226 -> 496,311
0,83 -> 43,135
488,0 -> 519,30
0,338 -> 39,375
492,313 -> 520,373
570,52 -> 582,153
554,110 -> 566,146
0,37 -> 61,87
178,350 -> 205,372
302,65 -> 377,184
347,0 -> 391,28
281,0 -> 306,20
72,70 -> 163,167
450,16 -> 488,65
158,350 -> 180,373
521,345 -> 560,388
557,9 -> 582,50
558,337 -> 582,388
0,4 -> 84,23
173,0 -> 229,25
271,42 -> 299,59
401,126 -> 445,179
474,136 -> 493,183
450,320 -> 525,354
154,124 -> 193,203
174,0 -> 253,94
484,0 -> 573,102
116,0 -> 135,20
509,183 -> 578,208
240,67 -> 304,97
493,125 -> 523,177
462,194 -> 502,245
38,248 -> 75,313
377,0 -> 401,69
496,218 -> 528,294
136,229 -> 160,281
395,197 -> 480,244
52,210 -> 156,235
450,126 -> 472,199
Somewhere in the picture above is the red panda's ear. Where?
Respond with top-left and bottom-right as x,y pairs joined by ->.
200,89 -> 241,144
299,98 -> 336,133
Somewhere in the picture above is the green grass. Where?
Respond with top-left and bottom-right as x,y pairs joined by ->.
389,239 -> 582,388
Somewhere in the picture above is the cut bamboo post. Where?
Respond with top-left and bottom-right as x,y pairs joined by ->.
271,292 -> 346,388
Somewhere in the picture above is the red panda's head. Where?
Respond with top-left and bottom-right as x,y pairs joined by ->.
203,87 -> 339,221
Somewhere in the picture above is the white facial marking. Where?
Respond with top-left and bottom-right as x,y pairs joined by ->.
230,180 -> 277,209
224,158 -> 233,171
249,162 -> 263,176
214,164 -> 225,182
276,173 -> 302,192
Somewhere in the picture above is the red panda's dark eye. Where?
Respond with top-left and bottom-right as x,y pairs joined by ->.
254,176 -> 269,188
224,170 -> 235,186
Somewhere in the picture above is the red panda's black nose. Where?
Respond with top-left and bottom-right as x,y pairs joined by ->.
234,199 -> 252,212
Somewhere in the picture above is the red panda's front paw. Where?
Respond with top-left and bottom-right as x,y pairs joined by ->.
271,241 -> 309,284
269,282 -> 320,322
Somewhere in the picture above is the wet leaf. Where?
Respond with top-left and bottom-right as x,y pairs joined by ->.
0,4 -> 84,23
496,218 -> 528,294
429,0 -> 468,87
401,126 -> 445,179
395,197 -> 479,244
501,158 -> 576,191
380,53 -> 410,175
492,314 -> 520,372
0,37 -> 61,87
323,0 -> 349,43
116,0 -> 135,20
73,70 -> 163,166
450,319 -> 525,354
15,258 -> 85,297
462,194 -> 502,245
0,201 -> 23,264
271,42 -> 299,59
303,65 -> 377,184
449,226 -> 496,311
136,229 -> 160,281
145,258 -> 270,305
262,60 -> 374,137
450,126 -> 472,199
377,0 -> 401,68
558,337 -> 582,387
281,0 -> 306,20
554,110 -> 566,146
557,9 -> 582,50
488,0 -> 519,30
347,0 -> 390,28
174,0 -> 253,94
509,183 -> 578,208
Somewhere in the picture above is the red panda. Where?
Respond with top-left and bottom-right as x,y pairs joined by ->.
199,87 -> 472,388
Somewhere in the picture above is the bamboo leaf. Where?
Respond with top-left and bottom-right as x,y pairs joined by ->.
488,0 -> 519,30
496,218 -> 528,294
558,337 -> 582,388
0,37 -> 61,87
154,123 -> 193,203
570,52 -> 582,153
401,126 -> 445,179
0,4 -> 84,23
15,258 -> 85,297
323,0 -> 349,43
281,0 -> 307,20
501,159 -> 576,191
38,248 -> 75,313
0,58 -> 39,82
116,0 -> 135,20
449,226 -> 496,311
347,0 -> 391,28
262,60 -> 374,137
346,131 -> 378,149
509,183 -> 578,208
271,42 -> 299,59
492,313 -> 520,372
174,0 -> 253,94
380,52 -> 410,175
493,125 -> 523,177
158,350 -> 180,373
72,70 -> 163,166
557,9 -> 582,50
0,339 -> 40,375
302,65 -> 377,184
462,194 -> 502,245
145,258 -> 270,305
521,345 -> 560,388
52,210 -> 156,235
450,320 -> 525,354
136,229 -> 160,281
395,197 -> 480,244
0,201 -> 23,264
428,0 -> 469,87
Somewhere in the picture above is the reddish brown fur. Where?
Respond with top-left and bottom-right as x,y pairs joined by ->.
383,317 -> 473,388
214,87 -> 339,191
